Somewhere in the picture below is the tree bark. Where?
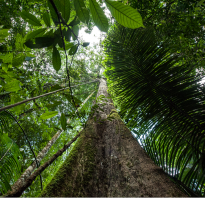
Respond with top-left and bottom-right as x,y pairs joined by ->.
40,78 -> 187,197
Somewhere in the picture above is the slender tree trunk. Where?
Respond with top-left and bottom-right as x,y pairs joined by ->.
10,91 -> 95,193
0,79 -> 98,112
40,78 -> 187,197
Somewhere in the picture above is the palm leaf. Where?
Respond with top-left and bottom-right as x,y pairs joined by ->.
0,133 -> 21,194
104,24 -> 205,196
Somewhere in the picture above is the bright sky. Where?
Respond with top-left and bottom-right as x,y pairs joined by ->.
79,26 -> 103,45
79,4 -> 111,46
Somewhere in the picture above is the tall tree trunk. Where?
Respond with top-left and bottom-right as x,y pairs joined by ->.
40,78 -> 186,197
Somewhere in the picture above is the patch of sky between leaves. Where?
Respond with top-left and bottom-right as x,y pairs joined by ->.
79,26 -> 103,46
79,3 -> 111,46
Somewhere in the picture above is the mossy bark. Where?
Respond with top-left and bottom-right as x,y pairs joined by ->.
40,79 -> 187,197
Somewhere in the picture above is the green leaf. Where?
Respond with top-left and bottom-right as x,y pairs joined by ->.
20,11 -> 42,26
25,37 -> 54,48
63,28 -> 72,42
40,111 -> 58,119
0,29 -> 9,40
52,46 -> 61,71
60,0 -> 70,23
46,101 -> 62,108
26,28 -> 47,41
60,113 -> 66,130
55,36 -> 64,48
12,53 -> 26,67
74,0 -> 89,24
43,12 -> 51,27
10,93 -> 25,113
72,25 -> 79,40
53,28 -> 63,47
68,16 -> 80,26
48,0 -> 59,25
69,45 -> 78,55
59,42 -> 74,51
82,42 -> 90,47
15,34 -> 24,51
4,79 -> 21,92
64,93 -> 72,103
2,53 -> 13,63
89,0 -> 108,32
43,29 -> 54,37
50,84 -> 62,91
105,0 -> 144,29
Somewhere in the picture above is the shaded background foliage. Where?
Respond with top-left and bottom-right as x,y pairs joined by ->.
0,0 -> 205,196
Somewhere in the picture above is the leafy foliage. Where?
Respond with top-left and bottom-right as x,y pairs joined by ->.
1,0 -> 204,196
104,25 -> 205,196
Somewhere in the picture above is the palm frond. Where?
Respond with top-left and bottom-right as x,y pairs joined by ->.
0,111 -> 22,194
104,24 -> 205,196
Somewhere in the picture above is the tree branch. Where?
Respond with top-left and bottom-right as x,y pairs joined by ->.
4,130 -> 82,197
0,80 -> 99,112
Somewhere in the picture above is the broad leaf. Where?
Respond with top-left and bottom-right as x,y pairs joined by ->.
60,0 -> 70,23
82,42 -> 90,47
69,45 -> 78,55
2,53 -> 13,63
43,29 -> 54,37
46,101 -> 62,108
56,36 -> 64,48
0,29 -> 9,41
20,11 -> 42,26
25,37 -> 54,48
74,0 -> 89,24
40,111 -> 58,119
4,79 -> 21,92
43,12 -> 51,27
15,33 -> 24,51
71,25 -> 79,40
105,0 -> 144,29
26,28 -> 47,41
59,42 -> 74,50
12,53 -> 26,67
89,0 -> 108,32
53,28 -> 63,47
68,16 -> 80,26
52,46 -> 61,71
50,84 -> 62,91
60,113 -> 66,130
63,28 -> 72,42
48,0 -> 59,25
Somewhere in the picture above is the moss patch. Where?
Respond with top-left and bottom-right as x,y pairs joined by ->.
40,120 -> 97,197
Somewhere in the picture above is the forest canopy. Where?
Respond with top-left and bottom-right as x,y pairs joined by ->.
0,0 -> 205,196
